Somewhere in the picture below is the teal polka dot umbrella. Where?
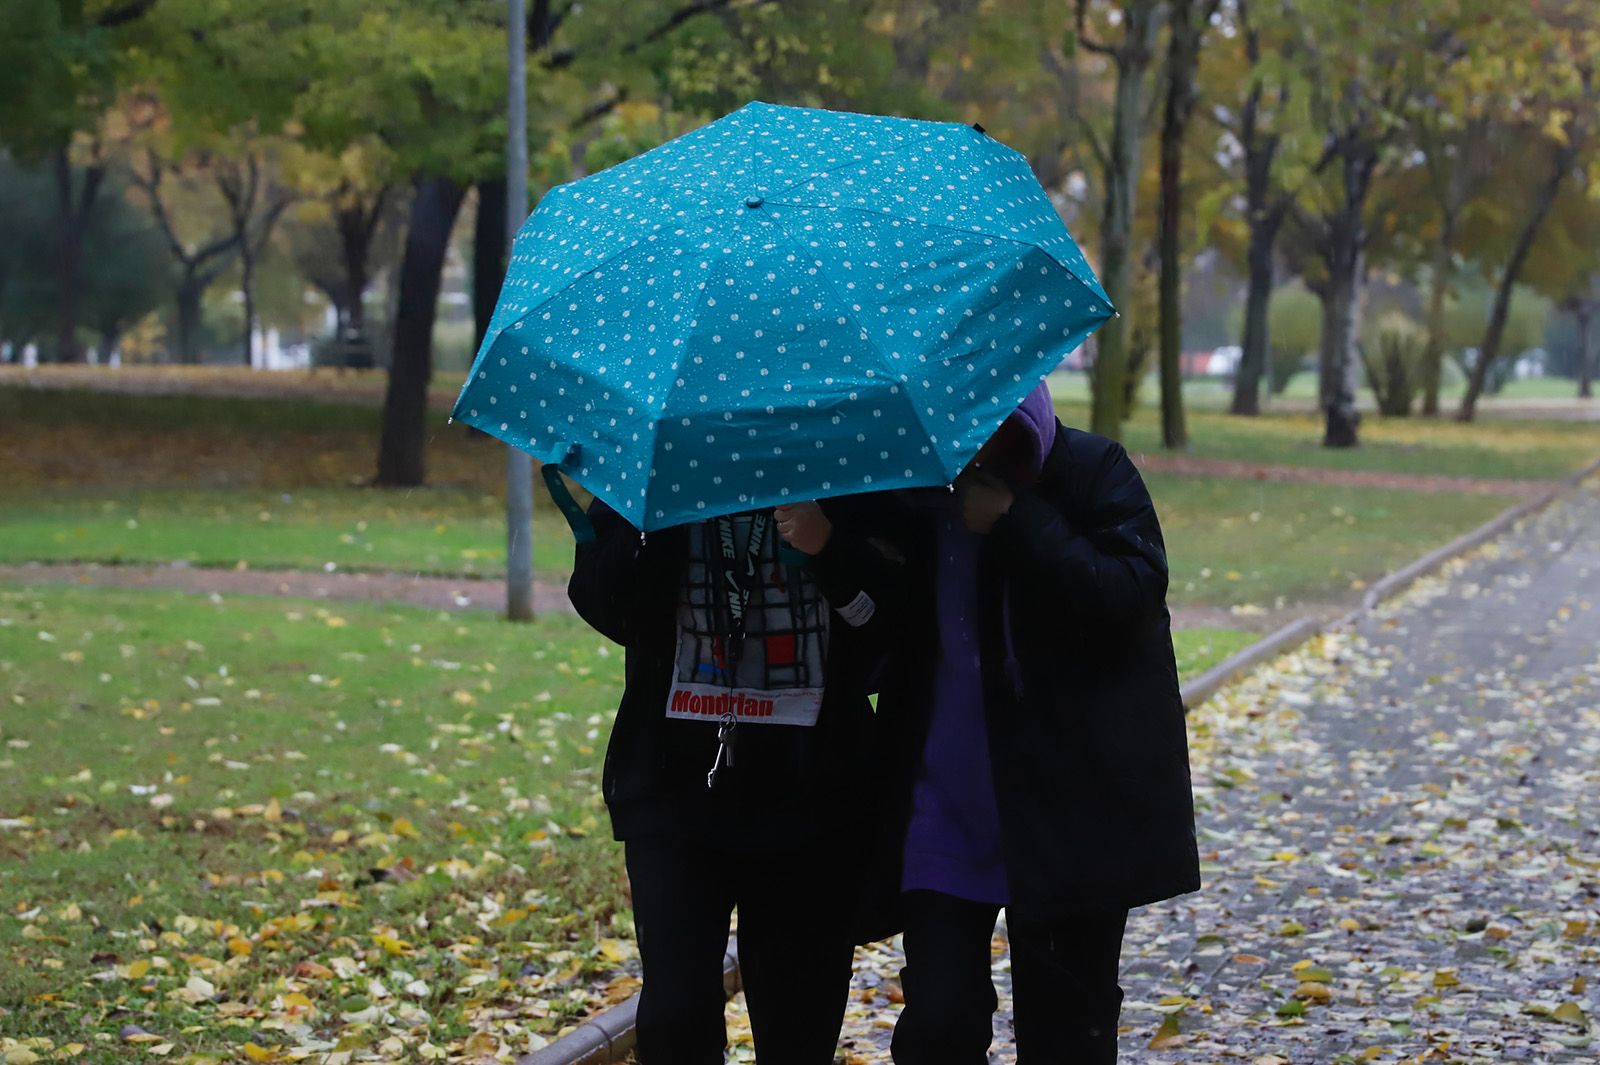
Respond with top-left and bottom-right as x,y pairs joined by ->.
452,100 -> 1113,533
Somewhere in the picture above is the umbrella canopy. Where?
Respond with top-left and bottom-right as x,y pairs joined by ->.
453,101 -> 1113,532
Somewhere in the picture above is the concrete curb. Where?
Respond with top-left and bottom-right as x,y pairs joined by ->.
1178,614 -> 1328,710
518,944 -> 739,1065
1359,454 -> 1600,613
1179,454 -> 1600,712
517,454 -> 1600,1065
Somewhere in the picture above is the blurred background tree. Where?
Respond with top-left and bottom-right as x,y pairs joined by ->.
2,0 -> 1597,464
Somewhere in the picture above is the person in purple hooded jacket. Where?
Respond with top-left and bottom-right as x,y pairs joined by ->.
868,383 -> 1201,1064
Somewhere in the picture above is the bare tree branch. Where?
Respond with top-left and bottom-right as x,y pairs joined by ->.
127,151 -> 241,271
625,0 -> 780,54
1041,41 -> 1109,170
1073,0 -> 1118,57
570,87 -> 631,131
96,0 -> 160,30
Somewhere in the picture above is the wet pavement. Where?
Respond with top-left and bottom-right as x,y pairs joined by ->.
834,478 -> 1600,1063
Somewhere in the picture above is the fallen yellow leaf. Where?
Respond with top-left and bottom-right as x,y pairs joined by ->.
1148,1012 -> 1185,1049
372,932 -> 411,956
1294,982 -> 1332,1003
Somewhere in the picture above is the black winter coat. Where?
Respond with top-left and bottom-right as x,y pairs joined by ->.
568,498 -> 903,850
869,423 -> 1201,922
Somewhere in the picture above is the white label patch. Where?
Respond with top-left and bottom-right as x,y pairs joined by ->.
665,682 -> 823,727
836,590 -> 876,628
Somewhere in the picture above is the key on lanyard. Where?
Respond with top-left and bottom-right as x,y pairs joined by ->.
706,711 -> 738,789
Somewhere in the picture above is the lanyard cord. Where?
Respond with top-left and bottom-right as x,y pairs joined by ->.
713,510 -> 770,685
705,511 -> 768,790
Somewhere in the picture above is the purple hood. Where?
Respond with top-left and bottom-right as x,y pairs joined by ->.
899,381 -> 1057,906
1010,380 -> 1058,477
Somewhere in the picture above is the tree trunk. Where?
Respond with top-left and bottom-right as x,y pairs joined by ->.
98,326 -> 121,365
1458,144 -> 1575,422
1317,255 -> 1363,448
339,215 -> 369,341
1232,218 -> 1276,414
56,215 -> 84,362
1156,0 -> 1201,451
214,156 -> 289,370
336,186 -> 387,344
1418,218 -> 1454,417
131,153 -> 242,366
239,241 -> 256,366
1313,145 -> 1377,448
472,175 -> 508,349
53,148 -> 104,364
1090,136 -> 1135,436
376,177 -> 466,487
175,274 -> 205,364
1575,305 -> 1592,400
1089,3 -> 1160,440
1226,3 -> 1281,417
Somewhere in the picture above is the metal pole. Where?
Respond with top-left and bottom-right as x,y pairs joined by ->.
505,0 -> 534,621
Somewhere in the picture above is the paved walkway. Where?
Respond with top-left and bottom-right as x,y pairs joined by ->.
0,562 -> 574,615
837,479 -> 1600,1062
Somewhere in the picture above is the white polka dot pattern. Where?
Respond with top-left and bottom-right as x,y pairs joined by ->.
453,101 -> 1113,531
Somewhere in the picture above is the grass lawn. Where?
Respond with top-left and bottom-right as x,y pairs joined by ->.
1149,475 -> 1516,610
1050,396 -> 1599,482
1048,368 -> 1598,409
0,478 -> 1524,613
1,490 -> 575,580
0,586 -> 1243,1061
3,384 -> 1584,611
0,586 -> 633,1061
1170,627 -> 1257,677
1,387 -> 574,578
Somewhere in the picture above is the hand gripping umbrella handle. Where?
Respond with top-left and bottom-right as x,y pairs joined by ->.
539,444 -> 597,546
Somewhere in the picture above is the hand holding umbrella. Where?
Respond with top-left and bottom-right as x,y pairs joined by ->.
774,502 -> 833,555
956,470 -> 1014,535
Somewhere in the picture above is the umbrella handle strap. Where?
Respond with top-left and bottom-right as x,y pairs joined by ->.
778,543 -> 812,568
540,464 -> 596,545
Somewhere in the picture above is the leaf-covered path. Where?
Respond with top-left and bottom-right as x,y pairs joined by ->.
837,478 -> 1600,1063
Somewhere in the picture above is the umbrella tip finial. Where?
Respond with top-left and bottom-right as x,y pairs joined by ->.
745,195 -> 764,209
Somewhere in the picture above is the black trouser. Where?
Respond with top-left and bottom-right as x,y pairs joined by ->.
624,834 -> 855,1065
891,890 -> 1128,1065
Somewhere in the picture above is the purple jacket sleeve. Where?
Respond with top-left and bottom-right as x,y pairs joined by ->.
990,441 -> 1169,636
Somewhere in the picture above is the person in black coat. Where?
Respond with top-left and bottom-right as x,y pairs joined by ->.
868,384 -> 1201,1064
567,495 -> 902,1065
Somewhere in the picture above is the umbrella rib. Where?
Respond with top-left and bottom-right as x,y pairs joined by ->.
641,253 -> 721,524
758,125 -> 967,210
501,112 -> 921,347
488,230 -> 658,343
760,210 -> 951,486
761,201 -> 1109,307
